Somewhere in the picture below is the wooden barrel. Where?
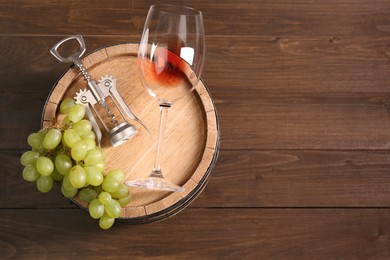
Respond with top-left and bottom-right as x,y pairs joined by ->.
41,43 -> 219,224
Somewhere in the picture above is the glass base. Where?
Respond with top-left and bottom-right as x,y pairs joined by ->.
125,177 -> 185,192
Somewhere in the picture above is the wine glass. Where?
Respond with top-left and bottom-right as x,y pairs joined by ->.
125,4 -> 205,192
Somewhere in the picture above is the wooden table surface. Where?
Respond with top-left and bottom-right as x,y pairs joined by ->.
2,0 -> 390,258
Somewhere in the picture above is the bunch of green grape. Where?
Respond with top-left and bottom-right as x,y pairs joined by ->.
20,98 -> 131,229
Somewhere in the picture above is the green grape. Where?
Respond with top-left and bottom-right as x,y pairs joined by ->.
68,104 -> 85,123
27,132 -> 44,150
89,199 -> 105,219
84,130 -> 96,140
36,156 -> 54,176
22,164 -> 40,182
73,119 -> 92,137
94,161 -> 105,173
36,175 -> 53,193
21,106 -> 131,229
62,173 -> 74,190
84,148 -> 104,166
79,187 -> 98,203
61,116 -> 71,128
92,185 -> 102,194
39,128 -> 48,136
43,128 -> 62,150
69,165 -> 87,188
111,184 -> 129,199
60,97 -> 75,114
52,168 -> 64,181
71,140 -> 88,161
61,183 -> 78,198
102,178 -> 120,193
63,129 -> 81,148
98,192 -> 112,205
106,170 -> 125,182
83,138 -> 96,151
97,147 -> 105,159
104,199 -> 122,218
99,213 -> 115,230
20,150 -> 40,166
118,193 -> 132,206
55,153 -> 72,175
85,166 -> 103,186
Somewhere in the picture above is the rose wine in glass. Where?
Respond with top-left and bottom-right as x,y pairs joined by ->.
125,4 -> 205,191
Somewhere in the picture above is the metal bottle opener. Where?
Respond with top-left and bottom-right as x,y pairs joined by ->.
50,34 -> 145,147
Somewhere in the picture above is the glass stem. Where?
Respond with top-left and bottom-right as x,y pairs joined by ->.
151,103 -> 171,178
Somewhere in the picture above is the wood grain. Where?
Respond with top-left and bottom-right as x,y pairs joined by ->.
1,0 -> 390,36
219,91 -> 390,149
2,36 -> 390,150
41,43 -> 218,219
2,0 -> 390,258
4,149 -> 390,208
3,35 -> 390,92
197,150 -> 390,207
2,208 -> 390,259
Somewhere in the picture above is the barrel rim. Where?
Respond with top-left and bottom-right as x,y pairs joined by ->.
41,42 -> 220,223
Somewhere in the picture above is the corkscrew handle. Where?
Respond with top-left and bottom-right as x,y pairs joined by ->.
50,34 -> 86,63
50,35 -> 106,103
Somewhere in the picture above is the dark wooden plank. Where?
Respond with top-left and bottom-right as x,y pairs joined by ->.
218,91 -> 390,149
4,35 -> 390,92
204,36 -> 390,93
2,36 -> 390,150
5,149 -> 390,208
2,208 -> 390,258
1,151 -> 72,209
9,89 -> 390,149
6,89 -> 390,150
1,0 -> 390,36
196,150 -> 390,207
